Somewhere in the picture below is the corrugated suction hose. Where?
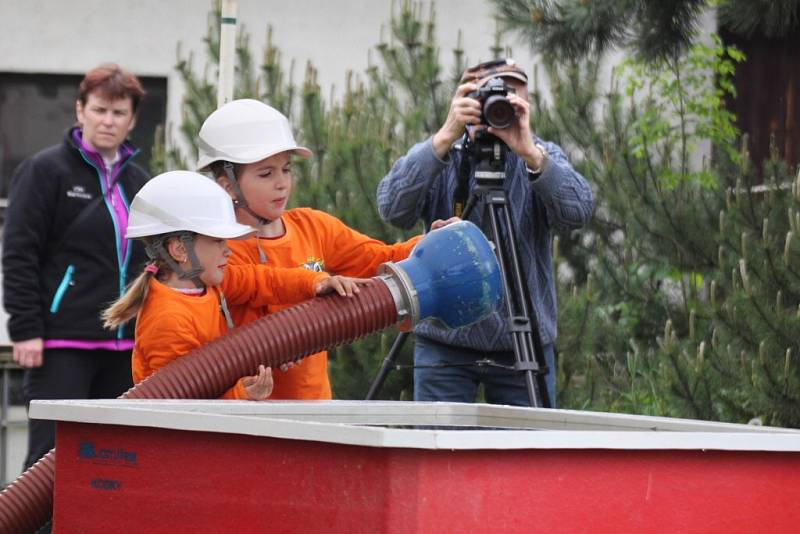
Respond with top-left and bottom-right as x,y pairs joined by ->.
0,280 -> 397,533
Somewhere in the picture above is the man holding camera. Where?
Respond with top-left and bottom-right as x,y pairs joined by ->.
376,59 -> 593,406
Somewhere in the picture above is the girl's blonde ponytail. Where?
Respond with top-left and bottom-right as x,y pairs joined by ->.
102,269 -> 154,329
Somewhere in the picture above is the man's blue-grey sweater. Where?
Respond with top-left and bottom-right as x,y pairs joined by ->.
376,136 -> 594,351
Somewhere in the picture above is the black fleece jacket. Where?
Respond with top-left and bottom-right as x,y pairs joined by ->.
2,129 -> 149,342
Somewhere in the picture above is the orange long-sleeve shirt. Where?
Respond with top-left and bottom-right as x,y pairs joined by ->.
132,263 -> 326,399
227,207 -> 421,400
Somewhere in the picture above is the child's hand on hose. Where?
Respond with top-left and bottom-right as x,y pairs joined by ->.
430,216 -> 461,230
314,275 -> 369,297
242,364 -> 273,400
279,361 -> 297,372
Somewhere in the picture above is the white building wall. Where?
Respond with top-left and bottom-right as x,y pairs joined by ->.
0,0 -> 539,143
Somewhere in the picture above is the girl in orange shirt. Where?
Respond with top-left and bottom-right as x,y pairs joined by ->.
196,99 -> 457,400
102,170 -> 363,400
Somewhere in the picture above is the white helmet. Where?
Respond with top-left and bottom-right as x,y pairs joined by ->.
196,99 -> 312,172
126,170 -> 256,239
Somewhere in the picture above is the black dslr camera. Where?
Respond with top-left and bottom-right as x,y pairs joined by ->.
467,77 -> 516,129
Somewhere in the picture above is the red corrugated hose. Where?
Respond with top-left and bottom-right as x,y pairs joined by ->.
0,280 -> 398,533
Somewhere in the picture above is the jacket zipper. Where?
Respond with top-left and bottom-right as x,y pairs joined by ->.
113,152 -> 138,339
79,148 -> 140,339
50,264 -> 75,313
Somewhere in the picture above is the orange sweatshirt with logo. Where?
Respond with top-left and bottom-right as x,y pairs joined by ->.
227,207 -> 421,400
132,263 -> 327,399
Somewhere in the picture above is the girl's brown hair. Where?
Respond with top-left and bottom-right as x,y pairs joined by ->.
208,160 -> 240,181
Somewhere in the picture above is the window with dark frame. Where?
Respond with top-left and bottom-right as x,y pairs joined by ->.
0,72 -> 167,203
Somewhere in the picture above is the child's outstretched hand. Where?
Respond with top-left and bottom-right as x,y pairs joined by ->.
242,364 -> 273,400
314,275 -> 369,297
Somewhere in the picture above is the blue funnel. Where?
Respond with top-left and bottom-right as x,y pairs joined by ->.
379,221 -> 501,329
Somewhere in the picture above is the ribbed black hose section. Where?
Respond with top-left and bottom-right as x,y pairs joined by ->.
0,280 -> 398,533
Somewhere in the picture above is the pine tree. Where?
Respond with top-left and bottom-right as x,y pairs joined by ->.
490,0 -> 800,169
488,0 -> 800,425
491,0 -> 708,62
538,37 -> 800,425
490,0 -> 800,62
717,0 -> 800,38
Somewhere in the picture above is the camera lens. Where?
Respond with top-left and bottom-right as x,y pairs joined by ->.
483,96 -> 515,129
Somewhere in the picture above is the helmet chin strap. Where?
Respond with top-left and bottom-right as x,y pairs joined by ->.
223,161 -> 273,227
145,232 -> 205,288
146,232 -> 236,328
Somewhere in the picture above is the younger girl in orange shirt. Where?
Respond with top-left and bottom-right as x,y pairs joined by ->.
102,170 -> 363,400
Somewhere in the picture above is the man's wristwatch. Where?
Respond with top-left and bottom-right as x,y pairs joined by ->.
526,142 -> 548,181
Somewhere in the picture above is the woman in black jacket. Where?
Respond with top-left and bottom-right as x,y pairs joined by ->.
2,64 -> 150,469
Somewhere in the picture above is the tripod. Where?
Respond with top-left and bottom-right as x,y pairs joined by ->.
366,133 -> 551,408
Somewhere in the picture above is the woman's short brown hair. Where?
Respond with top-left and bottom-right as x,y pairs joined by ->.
78,63 -> 146,113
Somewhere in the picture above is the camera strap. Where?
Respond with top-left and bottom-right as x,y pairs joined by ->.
452,134 -> 472,218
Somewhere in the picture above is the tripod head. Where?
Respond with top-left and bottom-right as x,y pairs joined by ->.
464,129 -> 509,186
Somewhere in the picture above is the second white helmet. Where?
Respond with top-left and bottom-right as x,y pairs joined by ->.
196,99 -> 312,172
126,171 -> 256,239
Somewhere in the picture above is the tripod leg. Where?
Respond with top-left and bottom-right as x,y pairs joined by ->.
484,193 -> 551,408
365,332 -> 410,400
